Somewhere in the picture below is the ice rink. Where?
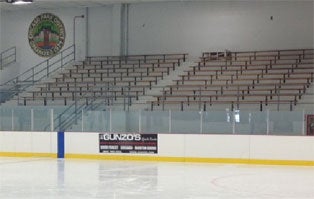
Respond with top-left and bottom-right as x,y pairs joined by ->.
0,157 -> 313,199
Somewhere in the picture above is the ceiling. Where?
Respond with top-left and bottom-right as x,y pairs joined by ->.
0,0 -> 308,11
0,0 -> 184,11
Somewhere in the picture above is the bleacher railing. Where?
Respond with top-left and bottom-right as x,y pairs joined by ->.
42,82 -> 114,132
86,53 -> 188,64
0,47 -> 16,70
0,45 -> 75,103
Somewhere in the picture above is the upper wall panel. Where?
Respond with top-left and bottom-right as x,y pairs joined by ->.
128,1 -> 314,57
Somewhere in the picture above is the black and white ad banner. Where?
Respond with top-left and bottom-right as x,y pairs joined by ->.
99,133 -> 158,154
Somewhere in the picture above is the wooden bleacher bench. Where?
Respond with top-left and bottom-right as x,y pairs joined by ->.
202,49 -> 313,61
67,63 -> 175,77
85,53 -> 188,65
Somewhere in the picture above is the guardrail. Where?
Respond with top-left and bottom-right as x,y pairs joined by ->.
0,45 -> 75,103
0,47 -> 16,70
42,83 -> 113,131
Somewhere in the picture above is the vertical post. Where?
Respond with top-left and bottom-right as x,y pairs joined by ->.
277,88 -> 280,111
138,110 -> 142,133
198,87 -> 202,111
85,8 -> 90,58
232,111 -> 236,134
0,52 -> 2,70
50,109 -> 54,132
123,95 -> 126,111
249,112 -> 252,134
47,60 -> 49,77
162,89 -> 165,111
302,109 -> 305,136
11,109 -> 14,131
109,108 -> 112,132
127,89 -> 130,112
31,109 -> 34,131
169,110 -> 172,133
237,86 -> 240,109
81,109 -> 84,132
200,111 -> 203,134
74,78 -> 77,115
266,109 -> 270,135
57,131 -> 65,159
73,15 -> 85,61
73,44 -> 76,61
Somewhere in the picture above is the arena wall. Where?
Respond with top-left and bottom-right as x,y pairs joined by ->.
0,131 -> 313,166
1,1 -> 313,81
0,7 -> 2,53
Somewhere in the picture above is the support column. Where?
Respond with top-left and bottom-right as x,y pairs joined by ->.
112,4 -> 122,56
112,3 -> 129,56
57,131 -> 65,159
121,4 -> 129,56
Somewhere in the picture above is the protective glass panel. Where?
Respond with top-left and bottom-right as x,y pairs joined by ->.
141,111 -> 169,133
172,111 -> 200,134
269,111 -> 303,136
202,111 -> 233,134
112,111 -> 139,132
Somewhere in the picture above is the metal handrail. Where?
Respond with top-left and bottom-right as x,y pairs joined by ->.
0,45 -> 75,103
43,82 -> 115,131
0,47 -> 16,70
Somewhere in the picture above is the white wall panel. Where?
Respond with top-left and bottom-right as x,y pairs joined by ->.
184,134 -> 250,159
0,131 -> 57,153
64,132 -> 314,162
158,134 -> 185,157
250,135 -> 314,161
31,132 -> 57,153
1,131 -> 314,163
65,132 -> 99,154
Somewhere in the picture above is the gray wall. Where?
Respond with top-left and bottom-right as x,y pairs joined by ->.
0,8 -> 86,82
0,1 -> 313,81
0,8 -> 2,53
128,1 -> 314,57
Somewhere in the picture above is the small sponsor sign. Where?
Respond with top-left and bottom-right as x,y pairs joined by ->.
99,133 -> 158,154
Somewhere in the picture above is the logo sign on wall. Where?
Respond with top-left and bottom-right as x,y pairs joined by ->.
28,13 -> 66,57
99,133 -> 158,154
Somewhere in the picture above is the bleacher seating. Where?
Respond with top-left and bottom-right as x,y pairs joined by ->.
18,54 -> 188,106
148,49 -> 314,111
7,48 -> 314,112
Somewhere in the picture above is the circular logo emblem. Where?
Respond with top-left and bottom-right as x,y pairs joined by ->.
28,13 -> 66,57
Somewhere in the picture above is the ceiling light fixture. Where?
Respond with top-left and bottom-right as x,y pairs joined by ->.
5,0 -> 33,5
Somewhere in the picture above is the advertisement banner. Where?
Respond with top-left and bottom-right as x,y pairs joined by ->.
306,115 -> 314,136
99,133 -> 158,154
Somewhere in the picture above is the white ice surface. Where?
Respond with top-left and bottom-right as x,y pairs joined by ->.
0,158 -> 313,199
